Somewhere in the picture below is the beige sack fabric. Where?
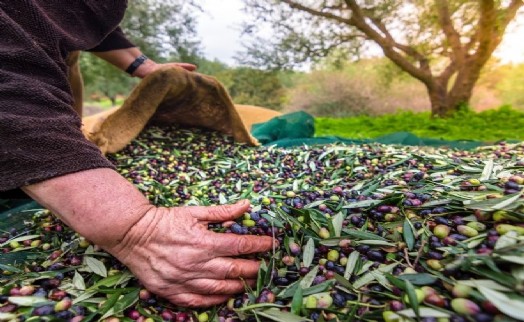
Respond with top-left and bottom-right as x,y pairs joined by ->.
235,104 -> 282,132
81,66 -> 281,154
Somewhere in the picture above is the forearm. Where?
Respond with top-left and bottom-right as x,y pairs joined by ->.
92,48 -> 157,78
21,168 -> 153,248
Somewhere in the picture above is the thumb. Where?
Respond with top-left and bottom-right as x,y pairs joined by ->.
189,200 -> 250,223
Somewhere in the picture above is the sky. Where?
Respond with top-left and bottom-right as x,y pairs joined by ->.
195,0 -> 246,65
196,0 -> 524,66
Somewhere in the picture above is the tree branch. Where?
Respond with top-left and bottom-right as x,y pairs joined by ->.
437,60 -> 458,85
501,0 -> 524,30
344,0 -> 432,85
363,11 -> 428,64
448,0 -> 522,101
475,0 -> 498,58
435,0 -> 464,63
280,0 -> 351,24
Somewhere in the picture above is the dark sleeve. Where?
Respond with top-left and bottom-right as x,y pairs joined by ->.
0,11 -> 116,192
87,27 -> 136,52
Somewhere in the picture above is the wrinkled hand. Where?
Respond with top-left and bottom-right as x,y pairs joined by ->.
133,60 -> 197,78
106,200 -> 274,307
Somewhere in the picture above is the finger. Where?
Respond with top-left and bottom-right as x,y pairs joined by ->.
176,63 -> 197,71
187,278 -> 255,295
167,293 -> 230,308
203,257 -> 263,279
208,233 -> 275,257
189,200 -> 250,223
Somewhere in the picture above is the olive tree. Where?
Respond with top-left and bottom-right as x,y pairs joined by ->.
240,0 -> 524,117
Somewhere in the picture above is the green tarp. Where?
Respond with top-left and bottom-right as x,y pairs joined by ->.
0,201 -> 42,265
252,111 -> 485,150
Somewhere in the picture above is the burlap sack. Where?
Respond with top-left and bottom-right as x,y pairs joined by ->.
80,66 -> 281,154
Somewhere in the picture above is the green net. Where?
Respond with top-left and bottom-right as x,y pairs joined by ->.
0,201 -> 42,265
251,111 -> 485,149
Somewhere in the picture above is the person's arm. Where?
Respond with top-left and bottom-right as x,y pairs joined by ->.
88,27 -> 196,78
22,168 -> 274,307
92,47 -> 197,78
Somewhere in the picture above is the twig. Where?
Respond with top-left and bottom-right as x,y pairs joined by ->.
412,238 -> 428,268
404,248 -> 413,268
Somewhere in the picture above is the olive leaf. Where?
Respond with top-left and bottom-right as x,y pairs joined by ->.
99,288 -> 139,320
334,273 -> 352,290
397,307 -> 450,318
404,280 -> 420,318
329,212 -> 344,237
290,286 -> 303,315
480,160 -> 494,181
398,273 -> 437,286
344,251 -> 360,279
299,265 -> 319,289
342,199 -> 381,209
257,308 -> 312,322
0,313 -> 17,320
342,229 -> 388,241
8,296 -> 52,307
94,289 -> 124,321
73,270 -> 86,291
464,192 -> 523,211
302,238 -> 315,268
84,256 -> 107,278
403,219 -> 415,251
0,235 -> 41,248
478,286 -> 524,321
457,279 -> 512,292
353,263 -> 397,289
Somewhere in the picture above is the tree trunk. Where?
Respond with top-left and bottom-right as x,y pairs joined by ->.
427,65 -> 480,118
425,81 -> 449,118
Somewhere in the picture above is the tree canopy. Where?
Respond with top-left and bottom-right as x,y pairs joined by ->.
239,0 -> 524,116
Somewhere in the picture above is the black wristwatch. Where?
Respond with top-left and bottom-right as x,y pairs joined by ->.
125,54 -> 148,75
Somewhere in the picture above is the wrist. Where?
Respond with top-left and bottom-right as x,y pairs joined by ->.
125,54 -> 149,75
104,206 -> 168,261
131,59 -> 158,78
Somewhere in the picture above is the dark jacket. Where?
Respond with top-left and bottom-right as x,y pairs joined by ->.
0,1 -> 134,192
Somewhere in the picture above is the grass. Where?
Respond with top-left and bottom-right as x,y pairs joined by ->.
315,105 -> 524,142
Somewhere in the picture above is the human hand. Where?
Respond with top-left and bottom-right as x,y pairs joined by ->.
133,60 -> 197,78
23,169 -> 269,307
106,200 -> 275,307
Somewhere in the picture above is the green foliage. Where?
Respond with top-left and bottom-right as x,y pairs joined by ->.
193,58 -> 287,110
81,0 -> 201,103
495,64 -> 524,109
193,58 -> 230,77
224,67 -> 285,110
80,54 -> 138,105
121,0 -> 201,62
315,106 -> 524,142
